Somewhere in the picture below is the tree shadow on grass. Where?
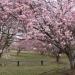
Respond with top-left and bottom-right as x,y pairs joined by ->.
39,68 -> 67,75
50,61 -> 68,65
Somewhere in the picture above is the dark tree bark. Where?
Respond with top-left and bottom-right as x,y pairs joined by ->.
0,53 -> 2,58
66,51 -> 75,69
0,48 -> 4,58
56,54 -> 60,63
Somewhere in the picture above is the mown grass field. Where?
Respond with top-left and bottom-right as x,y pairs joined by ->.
0,52 -> 70,75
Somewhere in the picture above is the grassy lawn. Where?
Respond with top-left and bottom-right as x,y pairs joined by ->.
0,52 -> 70,75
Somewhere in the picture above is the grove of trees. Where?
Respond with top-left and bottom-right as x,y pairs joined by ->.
1,0 -> 75,70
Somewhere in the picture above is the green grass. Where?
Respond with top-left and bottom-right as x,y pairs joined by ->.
0,53 -> 70,75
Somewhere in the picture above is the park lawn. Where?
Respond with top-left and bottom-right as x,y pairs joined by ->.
0,53 -> 70,75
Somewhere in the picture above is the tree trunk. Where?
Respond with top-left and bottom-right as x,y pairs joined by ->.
0,49 -> 4,58
56,54 -> 60,63
0,53 -> 2,58
66,51 -> 75,69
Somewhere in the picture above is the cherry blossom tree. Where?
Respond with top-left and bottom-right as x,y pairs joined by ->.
28,0 -> 75,69
1,0 -> 75,69
0,0 -> 27,57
